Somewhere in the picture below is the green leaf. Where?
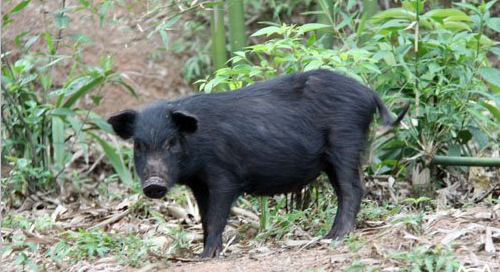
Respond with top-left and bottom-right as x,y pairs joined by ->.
251,26 -> 283,37
485,0 -> 498,10
438,21 -> 472,31
67,34 -> 93,45
442,15 -> 472,22
371,8 -> 416,23
480,101 -> 500,122
89,132 -> 133,186
469,127 -> 490,150
424,9 -> 468,19
486,17 -> 500,33
479,68 -> 500,89
453,2 -> 481,15
52,116 -> 65,169
55,14 -> 70,29
62,76 -> 104,108
23,35 -> 40,51
111,77 -> 137,97
298,23 -> 330,33
99,0 -> 111,28
76,0 -> 92,9
402,0 -> 424,13
479,34 -> 499,46
51,108 -> 75,117
490,47 -> 500,57
10,0 -> 31,14
377,19 -> 407,29
159,29 -> 169,50
43,32 -> 54,55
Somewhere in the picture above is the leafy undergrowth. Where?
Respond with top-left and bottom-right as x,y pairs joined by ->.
2,175 -> 499,272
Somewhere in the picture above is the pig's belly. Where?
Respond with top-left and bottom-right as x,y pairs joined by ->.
242,159 -> 325,195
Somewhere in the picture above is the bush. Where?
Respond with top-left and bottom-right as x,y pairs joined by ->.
197,0 -> 499,178
1,1 -> 135,200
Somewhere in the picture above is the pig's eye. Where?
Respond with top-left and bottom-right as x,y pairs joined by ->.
163,138 -> 177,150
135,141 -> 146,152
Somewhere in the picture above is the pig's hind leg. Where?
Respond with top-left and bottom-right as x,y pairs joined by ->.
323,132 -> 365,240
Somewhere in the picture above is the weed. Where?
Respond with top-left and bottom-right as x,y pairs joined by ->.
1,0 -> 136,202
390,244 -> 460,272
391,211 -> 426,235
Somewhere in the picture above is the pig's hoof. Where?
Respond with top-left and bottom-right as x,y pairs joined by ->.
324,226 -> 352,240
200,246 -> 222,259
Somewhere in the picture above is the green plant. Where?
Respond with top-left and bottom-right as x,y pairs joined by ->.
368,0 -> 499,174
48,229 -> 163,266
197,23 -> 381,93
390,244 -> 460,272
1,0 -> 136,200
404,196 -> 434,210
391,211 -> 425,234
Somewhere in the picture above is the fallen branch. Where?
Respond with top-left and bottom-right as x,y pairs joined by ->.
88,209 -> 130,230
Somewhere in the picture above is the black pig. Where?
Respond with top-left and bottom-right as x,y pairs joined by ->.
107,69 -> 409,258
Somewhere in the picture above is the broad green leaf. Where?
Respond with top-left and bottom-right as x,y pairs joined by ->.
55,14 -> 70,29
479,67 -> 500,89
480,101 -> 500,122
479,34 -> 499,46
89,113 -> 114,134
63,76 -> 104,108
469,126 -> 490,150
251,26 -> 282,37
453,2 -> 480,15
402,0 -> 424,13
443,15 -> 472,22
89,132 -> 133,186
486,17 -> 500,33
485,0 -> 498,11
490,47 -> 500,57
438,21 -> 472,31
371,8 -> 416,23
67,34 -> 93,45
377,19 -> 407,29
51,108 -> 75,117
424,9 -> 468,18
298,23 -> 330,33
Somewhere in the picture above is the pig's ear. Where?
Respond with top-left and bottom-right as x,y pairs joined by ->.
171,111 -> 198,134
107,110 -> 137,139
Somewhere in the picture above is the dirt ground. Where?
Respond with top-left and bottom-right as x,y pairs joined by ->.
144,206 -> 500,272
6,201 -> 495,272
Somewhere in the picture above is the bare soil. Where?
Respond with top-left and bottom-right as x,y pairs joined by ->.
1,1 -> 192,118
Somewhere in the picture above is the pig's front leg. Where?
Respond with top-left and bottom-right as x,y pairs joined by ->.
199,176 -> 241,258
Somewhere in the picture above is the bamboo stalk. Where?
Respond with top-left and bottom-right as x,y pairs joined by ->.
210,1 -> 227,71
431,155 -> 500,167
317,0 -> 333,49
227,0 -> 246,54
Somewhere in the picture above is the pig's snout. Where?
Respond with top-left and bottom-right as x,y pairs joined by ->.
142,177 -> 168,199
